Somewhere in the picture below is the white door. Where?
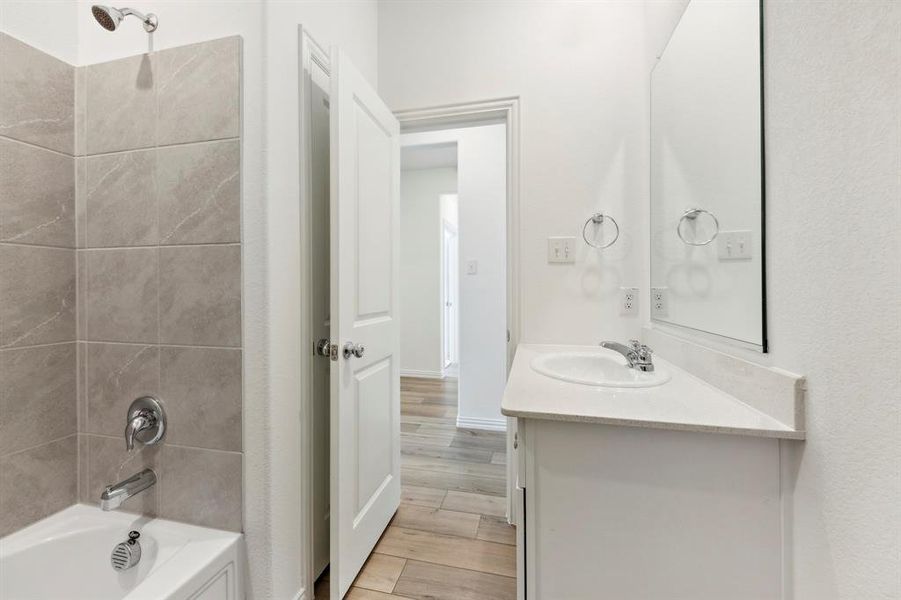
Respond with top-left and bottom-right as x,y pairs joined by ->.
329,48 -> 401,600
442,222 -> 458,368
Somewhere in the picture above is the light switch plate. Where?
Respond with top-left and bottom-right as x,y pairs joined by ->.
466,260 -> 478,275
547,236 -> 576,264
717,230 -> 753,260
620,287 -> 639,316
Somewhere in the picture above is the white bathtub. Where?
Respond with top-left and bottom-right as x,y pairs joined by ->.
0,504 -> 244,600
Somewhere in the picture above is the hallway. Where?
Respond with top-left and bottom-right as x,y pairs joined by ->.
316,377 -> 516,599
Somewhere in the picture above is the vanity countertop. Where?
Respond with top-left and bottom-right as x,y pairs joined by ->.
501,344 -> 805,439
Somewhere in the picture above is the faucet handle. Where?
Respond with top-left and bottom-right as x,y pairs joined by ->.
125,397 -> 166,450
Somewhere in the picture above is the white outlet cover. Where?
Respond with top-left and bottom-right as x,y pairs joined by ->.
620,287 -> 639,316
651,287 -> 668,317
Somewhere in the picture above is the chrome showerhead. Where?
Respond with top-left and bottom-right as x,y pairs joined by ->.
91,5 -> 158,33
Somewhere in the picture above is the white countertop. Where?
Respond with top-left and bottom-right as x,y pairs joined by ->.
501,344 -> 805,439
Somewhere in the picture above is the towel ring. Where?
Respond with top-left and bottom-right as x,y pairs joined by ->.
677,208 -> 719,246
582,213 -> 620,249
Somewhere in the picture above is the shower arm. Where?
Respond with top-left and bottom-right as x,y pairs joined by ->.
119,7 -> 158,31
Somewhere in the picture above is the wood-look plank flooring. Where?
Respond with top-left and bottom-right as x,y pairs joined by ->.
315,376 -> 515,599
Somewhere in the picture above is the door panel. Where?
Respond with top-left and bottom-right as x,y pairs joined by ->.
330,47 -> 401,600
355,358 -> 393,513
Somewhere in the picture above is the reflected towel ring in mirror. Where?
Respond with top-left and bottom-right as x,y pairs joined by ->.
582,213 -> 620,249
677,208 -> 720,246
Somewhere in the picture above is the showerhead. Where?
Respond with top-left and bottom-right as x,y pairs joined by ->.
91,5 -> 158,33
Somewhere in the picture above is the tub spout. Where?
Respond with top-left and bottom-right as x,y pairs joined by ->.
100,468 -> 156,511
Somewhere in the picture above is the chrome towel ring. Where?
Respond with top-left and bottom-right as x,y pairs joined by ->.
582,213 -> 620,249
677,208 -> 719,246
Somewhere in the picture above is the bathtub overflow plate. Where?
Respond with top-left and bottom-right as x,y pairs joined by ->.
111,530 -> 142,572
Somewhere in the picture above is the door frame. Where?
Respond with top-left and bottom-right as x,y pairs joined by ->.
439,211 -> 459,373
394,97 -> 522,372
299,27 -> 330,600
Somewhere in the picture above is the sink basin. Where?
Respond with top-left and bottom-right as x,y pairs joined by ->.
530,351 -> 671,388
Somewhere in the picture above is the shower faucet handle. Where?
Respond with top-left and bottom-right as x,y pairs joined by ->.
124,396 -> 166,450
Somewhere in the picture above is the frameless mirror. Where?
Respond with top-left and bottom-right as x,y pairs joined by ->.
650,0 -> 766,351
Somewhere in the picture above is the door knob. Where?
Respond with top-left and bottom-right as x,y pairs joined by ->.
343,342 -> 365,359
316,338 -> 338,360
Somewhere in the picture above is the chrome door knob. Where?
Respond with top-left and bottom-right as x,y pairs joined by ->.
343,342 -> 365,359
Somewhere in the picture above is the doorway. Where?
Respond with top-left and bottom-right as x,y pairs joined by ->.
301,31 -> 402,600
398,122 -> 510,433
440,198 -> 459,376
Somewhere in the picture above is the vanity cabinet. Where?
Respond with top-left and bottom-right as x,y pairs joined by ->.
513,417 -> 782,600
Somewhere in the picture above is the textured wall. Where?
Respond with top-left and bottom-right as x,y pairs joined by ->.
0,33 -> 78,537
73,36 -> 244,532
763,2 -> 900,597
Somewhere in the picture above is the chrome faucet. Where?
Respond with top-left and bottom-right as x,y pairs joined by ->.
124,396 -> 166,450
101,397 -> 167,511
100,469 -> 157,511
600,339 -> 655,372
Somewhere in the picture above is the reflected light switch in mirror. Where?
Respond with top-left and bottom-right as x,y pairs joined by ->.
717,231 -> 753,260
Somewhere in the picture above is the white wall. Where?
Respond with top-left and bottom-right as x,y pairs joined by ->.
5,2 -> 378,598
379,1 -> 651,345
403,125 -> 508,428
0,1 -> 80,62
260,5 -> 375,599
400,167 -> 457,377
763,3 -> 900,598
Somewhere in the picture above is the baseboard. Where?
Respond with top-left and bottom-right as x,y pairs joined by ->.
400,369 -> 444,379
456,415 -> 507,432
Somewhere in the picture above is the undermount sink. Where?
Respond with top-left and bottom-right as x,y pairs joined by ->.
530,350 -> 671,388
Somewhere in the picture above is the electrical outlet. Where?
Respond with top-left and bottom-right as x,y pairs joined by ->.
717,230 -> 753,260
651,287 -> 668,317
547,237 -> 576,263
620,287 -> 639,316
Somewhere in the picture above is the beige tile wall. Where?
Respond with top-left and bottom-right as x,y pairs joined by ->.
75,36 -> 244,532
0,33 -> 78,537
0,32 -> 243,538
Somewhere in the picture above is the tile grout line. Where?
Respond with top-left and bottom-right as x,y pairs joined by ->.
0,134 -> 76,159
0,241 -> 76,251
81,339 -> 241,351
0,432 -> 77,461
82,135 -> 240,159
78,242 -> 241,251
0,339 -> 77,352
83,432 -> 242,456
